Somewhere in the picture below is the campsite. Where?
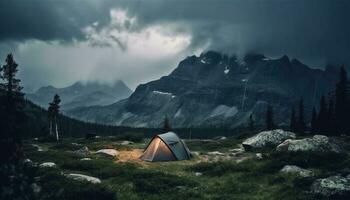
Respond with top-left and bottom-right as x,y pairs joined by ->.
21,130 -> 350,200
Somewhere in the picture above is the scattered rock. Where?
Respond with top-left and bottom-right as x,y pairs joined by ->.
277,135 -> 342,153
255,153 -> 263,160
280,165 -> 313,177
71,142 -> 82,146
195,172 -> 203,176
311,175 -> 350,197
96,149 -> 118,158
120,141 -> 134,145
213,136 -> 227,140
39,162 -> 56,168
31,183 -> 41,194
24,158 -> 32,163
207,151 -> 224,156
80,158 -> 92,161
74,146 -> 90,156
66,173 -> 101,184
31,144 -> 44,152
242,129 -> 296,150
191,151 -> 200,157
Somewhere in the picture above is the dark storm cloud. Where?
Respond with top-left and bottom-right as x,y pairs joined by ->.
1,0 -> 349,67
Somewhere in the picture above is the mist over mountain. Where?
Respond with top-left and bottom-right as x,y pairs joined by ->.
68,51 -> 339,128
26,80 -> 132,112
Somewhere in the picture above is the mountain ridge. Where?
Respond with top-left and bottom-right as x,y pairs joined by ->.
68,51 -> 340,128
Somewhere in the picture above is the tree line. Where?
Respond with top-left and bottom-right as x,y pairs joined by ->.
261,65 -> 350,136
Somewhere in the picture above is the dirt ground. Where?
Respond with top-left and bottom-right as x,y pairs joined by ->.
116,149 -> 144,163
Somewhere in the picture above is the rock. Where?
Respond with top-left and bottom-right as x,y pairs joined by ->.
120,141 -> 134,145
280,165 -> 313,177
255,153 -> 263,160
195,172 -> 203,176
80,158 -> 92,161
31,183 -> 41,194
24,158 -> 32,163
207,151 -> 224,156
277,135 -> 342,153
191,151 -> 200,156
67,173 -> 101,184
31,144 -> 44,152
242,129 -> 296,150
71,142 -> 82,146
213,136 -> 227,140
39,162 -> 56,168
74,146 -> 90,156
96,149 -> 118,158
311,175 -> 350,197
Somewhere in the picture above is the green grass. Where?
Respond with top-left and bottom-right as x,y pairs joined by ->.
22,137 -> 350,200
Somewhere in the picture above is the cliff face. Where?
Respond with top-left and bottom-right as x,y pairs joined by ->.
68,51 -> 338,128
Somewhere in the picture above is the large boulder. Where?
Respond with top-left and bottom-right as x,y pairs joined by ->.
311,175 -> 350,197
96,149 -> 119,158
280,165 -> 313,177
242,129 -> 296,150
66,173 -> 101,184
277,135 -> 342,153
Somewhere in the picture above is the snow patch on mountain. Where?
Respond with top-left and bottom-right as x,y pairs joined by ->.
152,91 -> 176,98
210,105 -> 238,118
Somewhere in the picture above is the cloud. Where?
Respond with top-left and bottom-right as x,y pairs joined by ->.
1,0 -> 350,91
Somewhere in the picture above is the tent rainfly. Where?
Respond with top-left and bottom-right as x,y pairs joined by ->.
140,132 -> 191,162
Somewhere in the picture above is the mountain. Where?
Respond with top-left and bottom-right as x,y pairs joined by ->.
26,81 -> 132,112
67,51 -> 339,128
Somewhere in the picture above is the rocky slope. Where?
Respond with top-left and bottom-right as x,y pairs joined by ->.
68,51 -> 339,128
26,81 -> 132,112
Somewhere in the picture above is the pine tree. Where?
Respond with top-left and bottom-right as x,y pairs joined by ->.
296,99 -> 306,134
266,104 -> 275,130
311,107 -> 317,134
48,94 -> 61,141
249,114 -> 255,131
0,54 -> 25,162
327,98 -> 335,135
290,108 -> 297,132
335,66 -> 349,135
316,95 -> 328,134
162,116 -> 172,133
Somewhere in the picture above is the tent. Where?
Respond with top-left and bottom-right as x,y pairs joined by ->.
140,132 -> 191,162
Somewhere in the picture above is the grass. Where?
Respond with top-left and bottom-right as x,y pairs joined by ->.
22,136 -> 350,199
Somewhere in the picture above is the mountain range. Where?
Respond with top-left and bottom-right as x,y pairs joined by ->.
67,51 -> 340,128
26,81 -> 132,112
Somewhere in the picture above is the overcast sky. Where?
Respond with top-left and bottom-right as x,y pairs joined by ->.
0,0 -> 349,91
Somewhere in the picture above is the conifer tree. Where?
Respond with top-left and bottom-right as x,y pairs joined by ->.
335,66 -> 349,135
48,94 -> 61,141
327,98 -> 335,135
249,114 -> 255,131
266,104 -> 275,130
290,108 -> 297,132
296,99 -> 306,134
311,107 -> 317,134
316,95 -> 328,134
0,54 -> 25,162
162,116 -> 172,133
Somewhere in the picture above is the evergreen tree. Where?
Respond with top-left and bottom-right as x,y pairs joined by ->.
296,99 -> 306,134
266,104 -> 275,130
290,108 -> 297,132
311,107 -> 317,134
48,94 -> 61,141
316,95 -> 328,134
0,54 -> 25,162
335,66 -> 350,135
327,98 -> 335,135
162,116 -> 172,133
249,114 -> 255,131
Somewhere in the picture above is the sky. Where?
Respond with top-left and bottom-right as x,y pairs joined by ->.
0,0 -> 349,92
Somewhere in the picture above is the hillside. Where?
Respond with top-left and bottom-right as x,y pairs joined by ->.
68,51 -> 339,128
